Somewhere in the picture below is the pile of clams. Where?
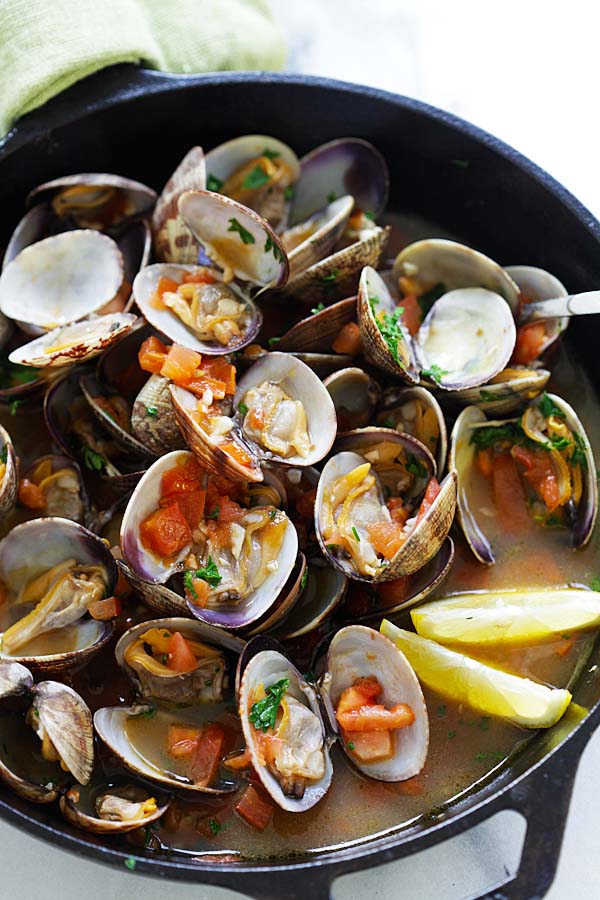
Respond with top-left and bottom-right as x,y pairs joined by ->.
0,131 -> 597,848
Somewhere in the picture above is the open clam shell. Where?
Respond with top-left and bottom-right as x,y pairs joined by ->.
376,386 -> 448,476
357,266 -> 419,382
133,263 -> 262,355
115,616 -> 244,703
93,705 -> 237,795
79,369 -> 158,460
234,351 -> 337,468
33,680 -> 94,785
245,553 -> 307,637
0,517 -> 116,674
276,296 -> 357,352
20,455 -> 88,524
290,138 -> 390,225
506,264 -> 569,358
116,560 -> 189,618
284,195 -> 353,276
414,288 -> 516,391
433,365 -> 551,417
273,558 -> 348,640
0,231 -> 124,333
320,625 -> 428,782
131,374 -> 186,455
178,190 -> 289,291
0,660 -> 34,700
324,367 -> 381,432
393,238 -> 520,316
152,147 -> 206,264
60,781 -> 170,835
0,424 -> 18,517
9,313 -> 137,368
239,647 -> 333,811
26,173 -> 156,227
315,449 -> 457,582
204,135 -> 300,231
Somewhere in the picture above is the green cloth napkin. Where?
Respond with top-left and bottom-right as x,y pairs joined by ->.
0,0 -> 286,137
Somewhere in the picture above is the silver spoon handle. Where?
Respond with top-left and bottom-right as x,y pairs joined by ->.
519,291 -> 600,323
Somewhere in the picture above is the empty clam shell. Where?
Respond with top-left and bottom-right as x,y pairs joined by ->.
178,190 -> 289,290
393,238 -> 520,316
133,263 -> 262,355
357,266 -> 419,382
0,231 -> 124,332
9,313 -> 137,368
152,147 -> 206,264
239,647 -> 333,811
320,625 -> 428,782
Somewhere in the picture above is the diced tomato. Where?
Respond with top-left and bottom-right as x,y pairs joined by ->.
169,489 -> 205,530
182,270 -> 217,285
138,335 -> 169,373
367,520 -> 407,559
387,496 -> 410,525
185,577 -> 211,608
235,784 -> 274,832
17,478 -> 46,509
512,445 -> 560,512
414,478 -> 441,526
167,631 -> 198,674
476,448 -> 493,478
88,596 -> 122,620
160,344 -> 203,383
161,457 -> 204,498
400,294 -> 422,336
167,724 -> 202,759
336,677 -> 382,716
221,440 -> 253,468
217,494 -> 244,523
345,729 -> 393,762
555,637 -> 575,658
115,567 -> 133,599
375,576 -> 412,608
248,407 -> 265,430
512,323 -> 547,365
223,748 -> 252,770
139,502 -> 192,558
337,703 -> 414,732
184,376 -> 227,400
190,723 -> 226,786
202,358 -> 236,395
331,321 -> 362,356
491,451 -> 531,533
151,276 -> 181,310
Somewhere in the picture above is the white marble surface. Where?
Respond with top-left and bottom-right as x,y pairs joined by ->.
2,1 -> 600,897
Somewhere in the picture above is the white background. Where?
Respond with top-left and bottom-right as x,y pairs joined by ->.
3,1 -> 600,896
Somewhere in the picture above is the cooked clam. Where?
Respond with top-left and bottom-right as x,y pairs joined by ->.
276,296 -> 357,353
507,265 -> 569,362
0,424 -> 18,518
357,266 -> 419,381
239,646 -> 333,810
60,781 -> 169,835
26,172 -> 156,229
8,313 -> 137,369
376,386 -> 447,475
19,455 -> 87,523
0,518 -> 116,672
320,625 -> 428,781
152,146 -> 207,264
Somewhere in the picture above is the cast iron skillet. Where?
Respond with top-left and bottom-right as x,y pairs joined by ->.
1,68 -> 599,900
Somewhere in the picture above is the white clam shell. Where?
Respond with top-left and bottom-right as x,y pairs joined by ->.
9,313 -> 137,368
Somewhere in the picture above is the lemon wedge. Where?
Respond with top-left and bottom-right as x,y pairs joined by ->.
410,588 -> 600,646
380,619 -> 571,728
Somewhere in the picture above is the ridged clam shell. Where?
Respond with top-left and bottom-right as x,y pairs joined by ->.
117,560 -> 189,617
506,264 -> 569,356
131,374 -> 186,455
9,313 -> 138,369
0,424 -> 18,517
320,625 -> 428,781
79,370 -> 157,459
276,296 -> 356,353
239,647 -> 333,811
0,660 -> 33,700
357,265 -> 419,382
33,680 -> 94,784
286,196 -> 353,276
26,172 -> 156,223
433,366 -> 550,416
60,782 -> 170,835
152,147 -> 206,264
282,227 -> 389,304
324,367 -> 381,432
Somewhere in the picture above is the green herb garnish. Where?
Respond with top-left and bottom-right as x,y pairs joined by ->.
249,677 -> 289,732
269,509 -> 277,519
327,191 -> 337,203
197,556 -> 222,587
146,405 -> 158,418
406,454 -> 427,478
372,304 -> 406,368
351,525 -> 361,542
539,393 -> 565,419
300,569 -> 308,591
436,704 -> 447,719
591,577 -> 600,592
478,716 -> 491,732
242,166 -> 271,190
264,233 -> 285,263
0,352 -> 40,390
207,173 -> 223,192
0,446 -> 7,464
268,336 -> 280,347
9,399 -> 21,416
208,506 -> 220,520
364,211 -> 375,221
82,446 -> 105,472
421,364 -> 448,385
311,302 -> 325,315
262,148 -> 280,160
228,217 -> 255,245
132,705 -> 157,719
124,857 -> 137,871
320,269 -> 339,284
284,185 -> 294,201
479,389 -> 498,402
238,401 -> 249,416
572,431 -> 588,469
209,818 -> 223,835
469,422 -> 523,449
549,434 -> 571,451
448,730 -> 457,739
347,741 -> 355,751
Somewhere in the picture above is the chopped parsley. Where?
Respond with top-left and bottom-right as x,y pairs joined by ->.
300,569 -> 308,591
347,741 -> 355,751
549,434 -> 571,451
9,399 -> 21,416
124,857 -> 137,871
320,269 -> 339,284
82,446 -> 105,472
268,509 -> 277,519
416,283 -> 446,317
469,422 -> 523,449
448,730 -> 457,739
311,302 -> 325,315
327,191 -> 337,203
590,577 -> 600,592
0,445 -> 6,464
539,393 -> 565,419
284,185 -> 294,201
209,818 -> 223,835
238,401 -> 249,416
146,405 -> 158,418
262,148 -> 280,160
351,525 -> 361,542
249,677 -> 289,732
406,454 -> 427,478
207,173 -> 224,192
264,233 -> 285,263
382,419 -> 395,429
370,300 -> 406,368
228,217 -> 255,245
242,166 -> 271,190
185,556 -> 222,594
208,506 -> 220,520
479,389 -> 498,402
421,364 -> 448,385
436,704 -> 447,719
478,716 -> 491,732
268,336 -> 280,347
364,211 -> 375,221
132,705 -> 157,719
572,431 -> 588,469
